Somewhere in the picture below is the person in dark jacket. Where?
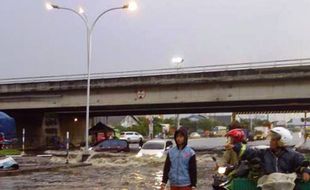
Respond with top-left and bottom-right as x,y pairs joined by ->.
245,127 -> 310,189
160,127 -> 197,190
0,133 -> 3,150
254,127 -> 310,177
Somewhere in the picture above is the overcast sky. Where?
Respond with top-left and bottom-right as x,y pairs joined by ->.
1,0 -> 310,79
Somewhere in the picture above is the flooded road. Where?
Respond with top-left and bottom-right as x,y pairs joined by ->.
1,135 -> 308,190
0,152 -> 216,190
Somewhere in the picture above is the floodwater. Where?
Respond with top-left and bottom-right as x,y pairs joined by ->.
0,152 -> 216,190
1,135 -> 308,190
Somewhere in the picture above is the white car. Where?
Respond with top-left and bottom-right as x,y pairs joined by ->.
136,139 -> 173,158
120,131 -> 144,143
190,132 -> 201,139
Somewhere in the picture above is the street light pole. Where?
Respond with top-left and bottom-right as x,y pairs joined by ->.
171,56 -> 184,129
47,2 -> 137,151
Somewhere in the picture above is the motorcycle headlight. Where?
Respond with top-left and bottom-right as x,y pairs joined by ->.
218,167 -> 227,174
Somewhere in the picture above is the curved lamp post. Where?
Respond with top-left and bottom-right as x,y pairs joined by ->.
171,56 -> 184,69
46,1 -> 137,151
171,56 -> 184,129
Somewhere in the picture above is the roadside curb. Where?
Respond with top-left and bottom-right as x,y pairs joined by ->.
0,163 -> 91,177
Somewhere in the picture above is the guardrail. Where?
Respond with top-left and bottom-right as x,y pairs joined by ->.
1,58 -> 310,84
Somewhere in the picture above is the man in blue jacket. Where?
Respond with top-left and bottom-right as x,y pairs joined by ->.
160,127 -> 197,190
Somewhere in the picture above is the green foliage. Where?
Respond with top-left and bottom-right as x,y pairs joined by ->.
180,118 -> 224,132
0,149 -> 21,156
115,116 -> 226,136
114,117 -> 147,136
162,118 -> 177,128
239,118 -> 270,129
115,116 -> 179,136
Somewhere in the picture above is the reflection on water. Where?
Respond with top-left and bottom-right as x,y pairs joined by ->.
154,171 -> 163,189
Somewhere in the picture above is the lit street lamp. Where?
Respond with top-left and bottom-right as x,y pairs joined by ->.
46,1 -> 137,152
171,56 -> 184,69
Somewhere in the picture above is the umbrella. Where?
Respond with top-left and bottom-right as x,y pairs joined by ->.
0,112 -> 16,140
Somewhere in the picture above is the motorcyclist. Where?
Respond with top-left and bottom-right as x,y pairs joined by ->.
247,127 -> 310,190
212,129 -> 251,189
220,129 -> 248,166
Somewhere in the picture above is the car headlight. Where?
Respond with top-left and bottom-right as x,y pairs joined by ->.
218,167 -> 227,174
156,152 -> 163,158
136,152 -> 143,158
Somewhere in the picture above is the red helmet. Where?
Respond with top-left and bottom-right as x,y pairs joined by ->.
226,129 -> 245,143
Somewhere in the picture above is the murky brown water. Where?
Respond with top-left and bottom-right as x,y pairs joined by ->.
1,135 -> 309,190
0,152 -> 216,190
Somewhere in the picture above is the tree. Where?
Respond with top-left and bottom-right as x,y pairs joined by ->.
180,117 -> 224,132
115,117 -> 148,136
115,116 -> 227,136
239,118 -> 270,130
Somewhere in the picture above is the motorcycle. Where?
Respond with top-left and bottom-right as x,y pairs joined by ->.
212,157 -> 310,190
212,157 -> 235,190
212,156 -> 255,190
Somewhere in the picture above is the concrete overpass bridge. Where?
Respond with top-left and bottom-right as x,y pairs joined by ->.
2,58 -> 310,115
2,58 -> 310,147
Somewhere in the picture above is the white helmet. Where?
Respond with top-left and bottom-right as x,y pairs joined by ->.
270,127 -> 293,146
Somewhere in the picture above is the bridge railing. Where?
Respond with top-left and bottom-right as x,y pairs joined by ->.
1,58 -> 310,84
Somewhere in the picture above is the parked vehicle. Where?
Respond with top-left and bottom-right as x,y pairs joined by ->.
90,139 -> 129,152
189,132 -> 201,139
136,139 -> 173,158
120,131 -> 144,143
210,126 -> 227,137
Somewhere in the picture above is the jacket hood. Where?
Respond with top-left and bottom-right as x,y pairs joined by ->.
174,127 -> 188,149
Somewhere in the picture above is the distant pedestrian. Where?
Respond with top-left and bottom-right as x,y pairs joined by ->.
0,133 -> 4,150
160,127 -> 197,190
139,138 -> 144,148
228,121 -> 241,131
